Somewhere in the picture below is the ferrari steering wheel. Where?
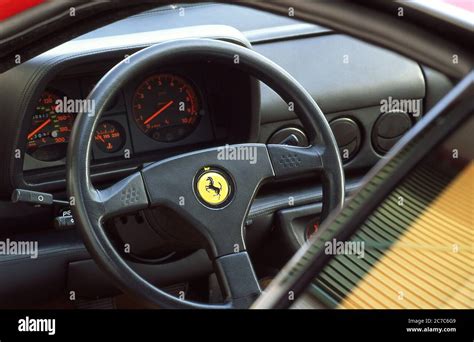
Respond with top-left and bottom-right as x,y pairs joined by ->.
67,38 -> 344,309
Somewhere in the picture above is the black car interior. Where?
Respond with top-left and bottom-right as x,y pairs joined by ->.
0,3 -> 456,308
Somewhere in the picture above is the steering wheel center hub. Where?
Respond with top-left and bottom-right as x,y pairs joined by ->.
194,167 -> 233,208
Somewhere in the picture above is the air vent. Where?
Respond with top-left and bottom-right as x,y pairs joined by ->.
268,127 -> 309,147
329,117 -> 361,162
372,111 -> 412,154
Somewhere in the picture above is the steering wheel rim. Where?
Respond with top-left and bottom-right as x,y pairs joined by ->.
67,38 -> 344,309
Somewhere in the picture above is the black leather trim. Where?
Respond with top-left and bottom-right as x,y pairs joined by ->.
0,229 -> 214,307
248,179 -> 362,220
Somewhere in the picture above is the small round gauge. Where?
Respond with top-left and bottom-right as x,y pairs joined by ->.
132,73 -> 201,142
94,120 -> 125,153
26,90 -> 75,161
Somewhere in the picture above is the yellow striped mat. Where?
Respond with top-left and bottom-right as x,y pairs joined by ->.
313,162 -> 473,309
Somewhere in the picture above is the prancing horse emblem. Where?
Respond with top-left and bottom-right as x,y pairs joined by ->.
195,168 -> 232,207
205,176 -> 222,198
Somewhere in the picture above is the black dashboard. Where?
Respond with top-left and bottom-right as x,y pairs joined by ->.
1,25 -> 259,193
0,3 -> 454,200
0,3 -> 454,232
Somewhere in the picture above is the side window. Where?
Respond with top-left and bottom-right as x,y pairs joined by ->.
309,117 -> 473,309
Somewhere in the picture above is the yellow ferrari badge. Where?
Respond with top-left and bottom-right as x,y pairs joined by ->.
195,169 -> 231,207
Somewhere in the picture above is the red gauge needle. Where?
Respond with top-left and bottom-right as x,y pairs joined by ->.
96,135 -> 105,143
27,118 -> 51,140
143,100 -> 174,125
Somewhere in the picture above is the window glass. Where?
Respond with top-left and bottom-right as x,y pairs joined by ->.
308,117 -> 473,309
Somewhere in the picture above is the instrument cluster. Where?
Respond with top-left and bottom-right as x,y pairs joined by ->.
24,71 -> 212,167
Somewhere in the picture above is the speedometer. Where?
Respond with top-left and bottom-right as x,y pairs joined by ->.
26,90 -> 75,161
132,73 -> 201,142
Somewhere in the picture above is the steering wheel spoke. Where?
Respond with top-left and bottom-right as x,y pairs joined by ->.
214,252 -> 261,308
267,144 -> 324,179
95,172 -> 149,221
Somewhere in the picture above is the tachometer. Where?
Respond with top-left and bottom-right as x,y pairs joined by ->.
26,90 -> 75,161
132,73 -> 201,142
